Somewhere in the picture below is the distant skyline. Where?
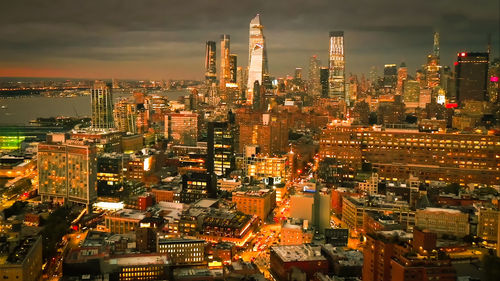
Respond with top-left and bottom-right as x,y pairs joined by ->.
0,0 -> 498,80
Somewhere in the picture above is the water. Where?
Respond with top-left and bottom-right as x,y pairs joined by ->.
0,90 -> 188,125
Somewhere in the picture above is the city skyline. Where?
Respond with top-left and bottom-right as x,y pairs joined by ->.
0,0 -> 498,80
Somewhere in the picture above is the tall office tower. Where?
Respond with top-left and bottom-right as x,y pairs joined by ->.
488,59 -> 499,104
38,136 -> 97,209
247,14 -> 269,104
328,31 -> 345,99
165,111 -> 199,146
425,32 -> 442,89
403,80 -> 421,103
205,41 -> 217,83
113,98 -> 137,133
396,62 -> 408,95
320,67 -> 329,98
237,66 -> 248,93
308,55 -> 321,96
91,80 -> 114,130
229,54 -> 237,83
207,121 -> 235,177
455,52 -> 489,104
220,34 -> 231,89
383,64 -> 397,89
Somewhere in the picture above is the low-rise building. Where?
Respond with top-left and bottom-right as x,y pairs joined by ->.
232,188 -> 275,220
0,236 -> 42,281
270,244 -> 329,281
415,207 -> 470,238
157,238 -> 205,265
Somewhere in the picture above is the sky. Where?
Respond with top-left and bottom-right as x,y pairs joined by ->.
0,0 -> 498,80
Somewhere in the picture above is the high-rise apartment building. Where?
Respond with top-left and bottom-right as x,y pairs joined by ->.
328,31 -> 345,99
308,55 -> 321,96
207,121 -> 235,177
220,34 -> 231,89
91,80 -> 114,130
113,98 -> 137,134
38,136 -> 97,209
455,52 -> 489,104
205,41 -> 217,83
247,14 -> 269,104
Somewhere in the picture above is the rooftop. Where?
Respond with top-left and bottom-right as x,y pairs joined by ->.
108,253 -> 169,266
271,244 -> 326,263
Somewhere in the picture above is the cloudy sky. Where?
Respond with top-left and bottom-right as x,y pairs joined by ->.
0,0 -> 498,80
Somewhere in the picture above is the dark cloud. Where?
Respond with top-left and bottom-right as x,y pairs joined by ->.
0,0 -> 497,79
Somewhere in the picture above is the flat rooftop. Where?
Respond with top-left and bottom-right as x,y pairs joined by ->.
271,245 -> 326,263
108,254 -> 169,266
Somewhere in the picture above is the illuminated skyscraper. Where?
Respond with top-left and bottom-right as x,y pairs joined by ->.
247,14 -> 269,104
229,54 -> 237,83
320,67 -> 329,98
91,80 -> 114,130
205,41 -> 217,83
396,62 -> 408,95
328,31 -> 345,99
113,98 -> 137,134
207,121 -> 235,177
455,52 -> 489,104
220,34 -> 231,89
308,55 -> 321,96
383,64 -> 397,89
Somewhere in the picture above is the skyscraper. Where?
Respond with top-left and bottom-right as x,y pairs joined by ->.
207,121 -> 235,177
308,55 -> 321,96
396,62 -> 408,95
113,98 -> 137,134
383,64 -> 397,89
220,34 -> 231,89
455,52 -> 489,104
328,31 -> 345,99
229,54 -> 237,83
91,80 -> 114,130
320,67 -> 329,98
247,14 -> 269,104
205,41 -> 217,83
425,32 -> 442,89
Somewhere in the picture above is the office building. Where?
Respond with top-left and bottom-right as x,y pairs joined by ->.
229,54 -> 237,83
270,245 -> 329,281
165,111 -> 199,146
91,80 -> 114,130
180,172 -> 217,204
319,124 -> 500,185
96,153 -> 124,196
241,153 -> 288,182
220,34 -> 231,90
104,208 -> 146,234
415,207 -> 469,237
205,41 -> 217,83
38,137 -> 97,209
0,237 -> 42,281
477,207 -> 499,241
396,62 -> 408,95
232,188 -> 275,220
320,67 -> 329,98
247,14 -> 269,104
403,80 -> 420,103
328,31 -> 345,99
383,64 -> 397,89
455,52 -> 489,104
207,121 -> 235,177
157,238 -> 205,265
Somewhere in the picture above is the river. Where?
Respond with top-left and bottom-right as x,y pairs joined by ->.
0,90 -> 189,125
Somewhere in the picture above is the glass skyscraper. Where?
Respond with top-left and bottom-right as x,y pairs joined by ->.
205,41 -> 217,83
91,80 -> 114,130
220,34 -> 231,89
328,31 -> 345,99
247,14 -> 269,105
455,52 -> 489,104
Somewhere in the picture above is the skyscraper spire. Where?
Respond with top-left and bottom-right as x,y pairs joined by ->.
433,31 -> 440,59
247,14 -> 269,105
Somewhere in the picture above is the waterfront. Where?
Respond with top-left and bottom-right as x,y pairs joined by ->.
0,90 -> 188,125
